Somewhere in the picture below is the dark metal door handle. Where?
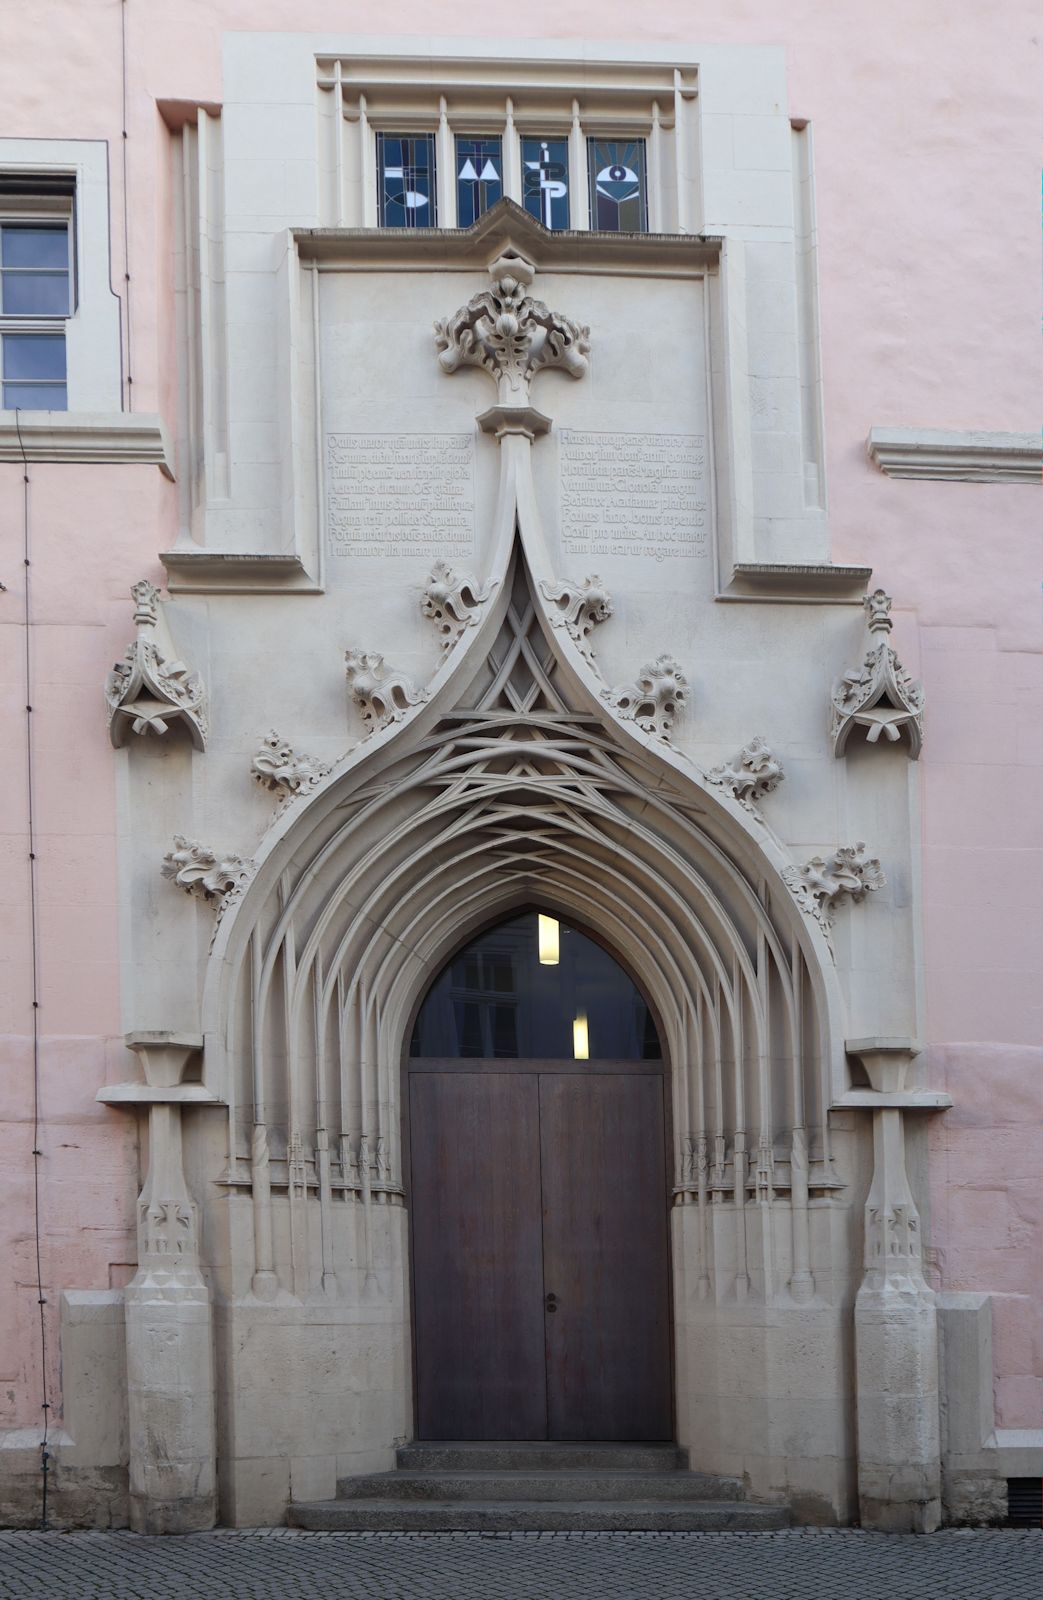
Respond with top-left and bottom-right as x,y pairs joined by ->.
545,1292 -> 558,1313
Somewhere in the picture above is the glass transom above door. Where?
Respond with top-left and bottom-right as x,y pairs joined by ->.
409,910 -> 662,1060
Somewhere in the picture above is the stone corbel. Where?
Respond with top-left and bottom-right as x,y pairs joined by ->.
831,589 -> 925,758
105,580 -> 208,749
421,561 -> 492,652
105,1033 -> 217,1533
344,650 -> 428,734
603,654 -> 688,742
783,843 -> 885,934
540,574 -> 613,672
434,249 -> 589,429
705,736 -> 784,813
841,1038 -> 950,1533
161,836 -> 256,925
251,730 -> 331,801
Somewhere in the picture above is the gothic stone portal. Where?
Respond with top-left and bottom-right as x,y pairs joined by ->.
406,911 -> 673,1441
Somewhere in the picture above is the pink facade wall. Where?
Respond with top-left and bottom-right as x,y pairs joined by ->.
1,3 -> 1039,1433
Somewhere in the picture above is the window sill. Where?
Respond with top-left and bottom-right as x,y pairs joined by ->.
0,410 -> 174,477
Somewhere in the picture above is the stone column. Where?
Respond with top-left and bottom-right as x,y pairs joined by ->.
847,1039 -> 946,1533
121,1033 -> 217,1533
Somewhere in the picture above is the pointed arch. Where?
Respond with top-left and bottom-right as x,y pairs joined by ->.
201,544 -> 845,1306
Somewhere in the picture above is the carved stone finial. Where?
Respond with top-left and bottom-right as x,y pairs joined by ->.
421,560 -> 492,651
434,250 -> 590,408
251,731 -> 331,801
706,736 -> 784,812
161,835 -> 255,917
831,588 -> 924,758
783,843 -> 886,932
344,649 -> 428,735
603,654 -> 688,742
105,580 -> 208,749
540,574 -> 613,670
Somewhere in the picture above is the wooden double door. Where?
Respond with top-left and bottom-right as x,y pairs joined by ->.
408,1059 -> 673,1441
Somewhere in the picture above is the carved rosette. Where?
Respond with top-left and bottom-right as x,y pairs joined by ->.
251,730 -> 331,801
603,654 -> 688,742
421,560 -> 491,651
706,736 -> 784,812
105,580 -> 208,749
434,250 -> 590,408
783,842 -> 886,932
345,649 -> 428,735
161,835 -> 256,919
832,589 -> 925,758
540,574 -> 613,670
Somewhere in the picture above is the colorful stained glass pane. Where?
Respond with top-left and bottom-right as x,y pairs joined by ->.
377,133 -> 436,228
521,137 -> 570,230
456,136 -> 503,227
587,139 -> 648,233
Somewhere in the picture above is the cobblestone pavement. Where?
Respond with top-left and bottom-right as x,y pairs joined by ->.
0,1528 -> 1039,1600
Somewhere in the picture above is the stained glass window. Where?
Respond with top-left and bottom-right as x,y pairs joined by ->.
521,137 -> 570,230
377,133 -> 436,228
455,136 -> 503,227
587,139 -> 648,232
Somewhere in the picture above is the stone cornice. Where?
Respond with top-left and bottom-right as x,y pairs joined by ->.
867,426 -> 1041,484
0,412 -> 174,477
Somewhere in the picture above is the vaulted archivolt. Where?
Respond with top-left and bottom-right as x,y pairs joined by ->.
206,546 -> 842,1305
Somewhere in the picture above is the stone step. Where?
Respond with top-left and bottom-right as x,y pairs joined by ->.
396,1441 -> 687,1473
338,1469 -> 746,1503
289,1498 -> 790,1533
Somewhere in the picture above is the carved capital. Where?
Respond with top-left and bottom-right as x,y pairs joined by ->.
435,249 -> 590,409
603,654 -> 688,741
105,579 -> 208,749
251,730 -> 331,800
540,574 -> 613,671
421,561 -> 492,651
783,842 -> 885,932
344,650 -> 428,734
706,736 -> 784,812
832,588 -> 924,758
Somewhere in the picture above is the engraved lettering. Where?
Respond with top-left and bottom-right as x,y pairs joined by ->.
326,433 -> 475,559
559,431 -> 708,563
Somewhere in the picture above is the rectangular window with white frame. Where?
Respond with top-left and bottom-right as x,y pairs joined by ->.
0,176 -> 75,410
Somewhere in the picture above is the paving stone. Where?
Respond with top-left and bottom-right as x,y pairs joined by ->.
0,1528 -> 1039,1600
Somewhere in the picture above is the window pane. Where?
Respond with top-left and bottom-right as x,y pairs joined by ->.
3,332 -> 66,380
587,139 -> 648,233
456,136 -> 502,227
378,133 -> 436,228
1,225 -> 69,269
411,910 -> 662,1060
1,270 -> 70,315
2,381 -> 68,410
521,138 -> 570,230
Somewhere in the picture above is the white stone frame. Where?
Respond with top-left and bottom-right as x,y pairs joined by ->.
165,34 -> 866,599
0,139 -> 121,413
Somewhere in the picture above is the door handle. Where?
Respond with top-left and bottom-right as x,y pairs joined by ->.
545,1292 -> 558,1313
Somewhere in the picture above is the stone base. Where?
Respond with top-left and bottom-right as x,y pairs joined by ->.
129,1489 -> 216,1534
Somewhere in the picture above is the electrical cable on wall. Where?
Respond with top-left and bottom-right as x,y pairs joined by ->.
120,0 -> 134,411
15,411 -> 51,1530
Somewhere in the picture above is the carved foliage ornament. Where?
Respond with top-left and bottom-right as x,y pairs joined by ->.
435,250 -> 590,406
421,560 -> 491,651
603,654 -> 688,742
783,842 -> 886,932
706,736 -> 784,812
161,835 -> 256,915
105,580 -> 208,749
345,649 -> 428,735
252,730 -> 331,800
831,588 -> 925,758
540,574 -> 613,670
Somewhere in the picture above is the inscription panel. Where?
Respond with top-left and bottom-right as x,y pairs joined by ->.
326,433 -> 474,558
560,431 -> 708,562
